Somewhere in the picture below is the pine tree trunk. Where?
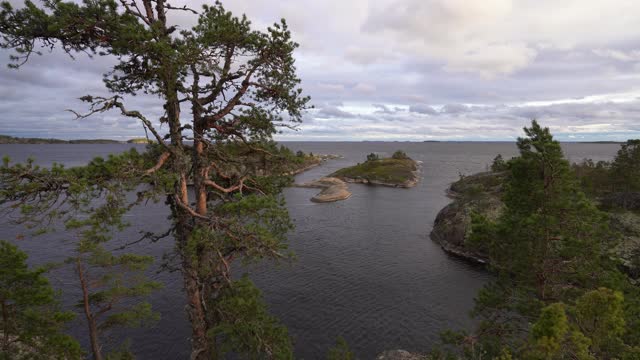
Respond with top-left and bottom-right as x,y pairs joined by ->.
176,221 -> 215,360
77,259 -> 103,360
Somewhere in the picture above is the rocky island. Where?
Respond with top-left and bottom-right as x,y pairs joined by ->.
330,150 -> 420,188
296,151 -> 420,203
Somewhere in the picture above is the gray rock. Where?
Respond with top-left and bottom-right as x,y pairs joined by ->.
295,177 -> 352,203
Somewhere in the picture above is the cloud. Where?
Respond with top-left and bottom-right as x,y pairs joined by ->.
372,104 -> 394,114
409,104 -> 438,115
317,83 -> 346,92
361,0 -> 640,78
353,82 -> 376,94
316,105 -> 357,119
281,98 -> 640,141
441,104 -> 470,114
363,0 -> 536,77
593,49 -> 640,62
2,0 -> 640,141
443,43 -> 537,78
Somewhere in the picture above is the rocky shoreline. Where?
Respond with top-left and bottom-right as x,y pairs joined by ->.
294,177 -> 352,203
338,171 -> 419,188
429,171 -> 505,264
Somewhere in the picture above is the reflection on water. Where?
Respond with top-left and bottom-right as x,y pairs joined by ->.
0,142 -> 619,359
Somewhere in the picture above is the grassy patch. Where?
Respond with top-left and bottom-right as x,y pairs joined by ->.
330,158 -> 417,185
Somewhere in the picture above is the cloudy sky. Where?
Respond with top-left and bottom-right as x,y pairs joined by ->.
2,0 -> 640,141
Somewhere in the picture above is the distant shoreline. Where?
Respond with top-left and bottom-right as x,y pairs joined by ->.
0,135 -> 152,145
1,134 -> 627,144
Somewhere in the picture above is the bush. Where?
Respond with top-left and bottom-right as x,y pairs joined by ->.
366,153 -> 379,162
491,154 -> 507,172
392,150 -> 409,159
296,150 -> 305,158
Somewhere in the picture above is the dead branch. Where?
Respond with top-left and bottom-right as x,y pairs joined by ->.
67,95 -> 168,150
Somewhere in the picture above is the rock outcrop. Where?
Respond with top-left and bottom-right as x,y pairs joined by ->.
339,174 -> 419,188
295,177 -> 352,203
430,171 -> 506,264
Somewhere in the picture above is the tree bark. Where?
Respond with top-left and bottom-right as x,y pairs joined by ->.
162,65 -> 213,359
77,259 -> 103,360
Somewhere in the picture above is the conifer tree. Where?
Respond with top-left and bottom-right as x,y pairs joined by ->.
611,139 -> 640,198
0,240 -> 82,359
467,121 -> 632,358
0,1 -> 309,358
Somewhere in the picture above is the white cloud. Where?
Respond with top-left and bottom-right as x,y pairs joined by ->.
593,49 -> 640,62
353,82 -> 377,93
361,0 -> 640,77
317,83 -> 346,92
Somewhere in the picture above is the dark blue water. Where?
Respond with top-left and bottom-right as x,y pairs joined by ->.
0,142 -> 620,359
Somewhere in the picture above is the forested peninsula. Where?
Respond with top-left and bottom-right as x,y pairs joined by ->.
416,122 -> 640,359
431,139 -> 640,279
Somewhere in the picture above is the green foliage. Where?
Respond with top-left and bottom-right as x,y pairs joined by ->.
572,158 -> 612,196
69,228 -> 161,359
391,150 -> 409,160
612,139 -> 640,193
326,337 -> 354,360
332,157 -> 417,185
464,121 -> 636,359
522,289 -> 630,360
528,303 -> 572,358
574,288 -> 626,357
571,140 -> 640,209
0,240 -> 82,359
209,276 -> 292,359
490,154 -> 507,172
105,340 -> 135,360
366,153 -> 379,162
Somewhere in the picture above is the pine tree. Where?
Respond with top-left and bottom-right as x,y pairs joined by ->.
0,240 -> 82,359
0,1 -> 309,358
611,139 -> 640,201
69,241 -> 161,360
468,120 -> 625,357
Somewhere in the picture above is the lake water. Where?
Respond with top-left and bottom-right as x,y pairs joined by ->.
0,142 -> 620,359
